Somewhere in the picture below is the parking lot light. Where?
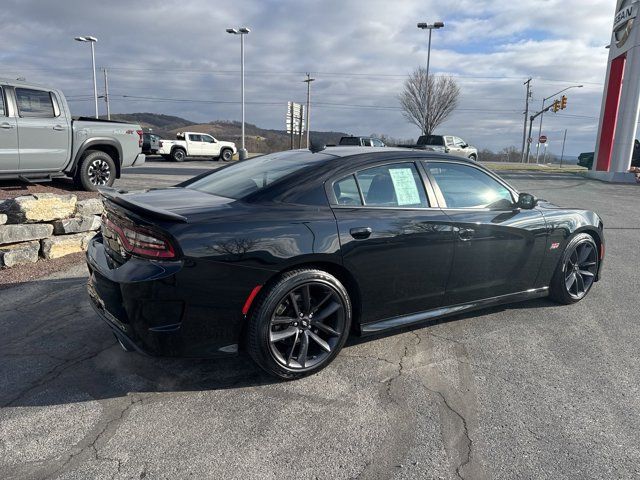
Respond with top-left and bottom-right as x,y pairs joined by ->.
417,22 -> 445,135
226,27 -> 251,160
74,36 -> 99,119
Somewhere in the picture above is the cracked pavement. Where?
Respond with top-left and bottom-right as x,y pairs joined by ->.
1,164 -> 640,479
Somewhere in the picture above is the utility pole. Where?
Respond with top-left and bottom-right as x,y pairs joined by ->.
521,78 -> 532,163
560,129 -> 567,167
303,73 -> 315,149
289,102 -> 294,150
297,104 -> 304,149
103,68 -> 110,120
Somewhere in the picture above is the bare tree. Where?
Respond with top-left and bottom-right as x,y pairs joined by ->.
399,67 -> 460,136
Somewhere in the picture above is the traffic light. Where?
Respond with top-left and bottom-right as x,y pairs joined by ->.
561,95 -> 568,110
552,99 -> 561,113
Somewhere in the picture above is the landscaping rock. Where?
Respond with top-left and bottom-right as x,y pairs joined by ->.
0,213 -> 7,225
0,224 -> 54,244
41,232 -> 95,260
76,198 -> 104,216
0,193 -> 77,223
0,240 -> 40,268
52,215 -> 101,234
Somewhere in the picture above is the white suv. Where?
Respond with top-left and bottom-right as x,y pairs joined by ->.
158,132 -> 237,162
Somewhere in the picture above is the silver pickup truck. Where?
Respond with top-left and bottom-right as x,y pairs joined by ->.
0,78 -> 145,191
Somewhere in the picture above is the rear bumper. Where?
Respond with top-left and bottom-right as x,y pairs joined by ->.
132,153 -> 146,167
85,235 -> 244,358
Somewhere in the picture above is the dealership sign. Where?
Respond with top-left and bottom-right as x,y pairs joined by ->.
614,1 -> 637,47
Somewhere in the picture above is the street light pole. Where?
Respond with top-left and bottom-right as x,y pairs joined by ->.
417,21 -> 444,135
74,36 -> 99,118
226,27 -> 251,160
303,73 -> 315,149
534,84 -> 582,163
103,68 -> 110,120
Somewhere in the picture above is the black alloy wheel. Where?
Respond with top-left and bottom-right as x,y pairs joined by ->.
88,158 -> 111,186
550,233 -> 599,304
563,241 -> 598,300
247,269 -> 351,379
75,149 -> 116,191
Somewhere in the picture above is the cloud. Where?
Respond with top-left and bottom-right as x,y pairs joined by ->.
0,0 -> 630,156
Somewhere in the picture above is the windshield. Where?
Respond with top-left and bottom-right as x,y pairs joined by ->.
186,151 -> 327,199
418,135 -> 444,146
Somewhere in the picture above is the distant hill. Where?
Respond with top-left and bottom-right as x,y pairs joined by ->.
106,113 -> 351,154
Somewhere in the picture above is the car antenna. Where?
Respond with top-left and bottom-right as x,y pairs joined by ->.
309,142 -> 326,153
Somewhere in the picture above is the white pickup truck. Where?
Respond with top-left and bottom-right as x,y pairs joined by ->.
158,132 -> 237,162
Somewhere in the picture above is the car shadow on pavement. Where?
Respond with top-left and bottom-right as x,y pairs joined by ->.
0,275 -> 276,409
0,273 -> 557,408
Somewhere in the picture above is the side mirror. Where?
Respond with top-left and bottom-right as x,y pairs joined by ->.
516,192 -> 537,209
461,143 -> 468,148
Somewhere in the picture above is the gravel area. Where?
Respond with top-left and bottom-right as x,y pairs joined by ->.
0,251 -> 86,289
0,179 -> 99,201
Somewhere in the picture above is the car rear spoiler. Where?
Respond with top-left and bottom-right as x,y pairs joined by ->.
98,187 -> 188,223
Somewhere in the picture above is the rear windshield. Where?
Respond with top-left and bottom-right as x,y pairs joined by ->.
418,135 -> 444,146
186,151 -> 326,199
339,137 -> 361,146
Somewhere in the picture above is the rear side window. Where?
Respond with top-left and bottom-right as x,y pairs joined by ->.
0,87 -> 5,116
333,175 -> 362,205
15,88 -> 55,118
188,134 -> 202,141
333,163 -> 428,208
425,162 -> 513,209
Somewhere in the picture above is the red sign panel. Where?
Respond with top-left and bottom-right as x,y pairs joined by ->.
539,135 -> 548,144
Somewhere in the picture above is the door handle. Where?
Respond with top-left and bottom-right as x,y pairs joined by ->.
350,227 -> 372,240
0,122 -> 14,129
458,228 -> 475,241
53,125 -> 65,131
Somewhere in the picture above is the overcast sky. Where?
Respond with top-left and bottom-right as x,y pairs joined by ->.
0,0 -> 632,156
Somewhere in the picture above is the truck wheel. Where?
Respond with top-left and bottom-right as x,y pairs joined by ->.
74,150 -> 116,191
220,148 -> 233,162
468,154 -> 477,161
172,148 -> 186,162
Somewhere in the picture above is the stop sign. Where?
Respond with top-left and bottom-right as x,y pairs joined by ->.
539,135 -> 548,144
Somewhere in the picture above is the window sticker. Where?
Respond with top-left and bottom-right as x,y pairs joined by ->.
389,168 -> 421,206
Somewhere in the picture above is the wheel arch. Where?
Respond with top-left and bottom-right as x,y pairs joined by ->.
72,139 -> 122,178
251,260 -> 363,332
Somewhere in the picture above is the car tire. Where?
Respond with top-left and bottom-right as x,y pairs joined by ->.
220,148 -> 233,162
74,150 -> 116,191
549,233 -> 599,305
171,148 -> 186,162
468,154 -> 477,161
247,269 -> 352,380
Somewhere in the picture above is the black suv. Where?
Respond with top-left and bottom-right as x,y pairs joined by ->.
338,136 -> 386,147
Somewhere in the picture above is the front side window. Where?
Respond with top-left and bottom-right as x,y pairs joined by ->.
425,162 -> 514,209
454,137 -> 466,147
15,88 -> 55,118
202,135 -> 215,143
0,87 -> 5,116
372,139 -> 385,147
347,163 -> 428,208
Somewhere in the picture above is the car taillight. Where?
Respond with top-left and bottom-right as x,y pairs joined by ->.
137,130 -> 143,148
104,216 -> 175,259
159,141 -> 163,148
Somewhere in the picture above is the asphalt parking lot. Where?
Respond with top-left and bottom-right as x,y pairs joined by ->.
1,160 -> 639,480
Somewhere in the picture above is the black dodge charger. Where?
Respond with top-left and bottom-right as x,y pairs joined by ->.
86,147 -> 604,379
